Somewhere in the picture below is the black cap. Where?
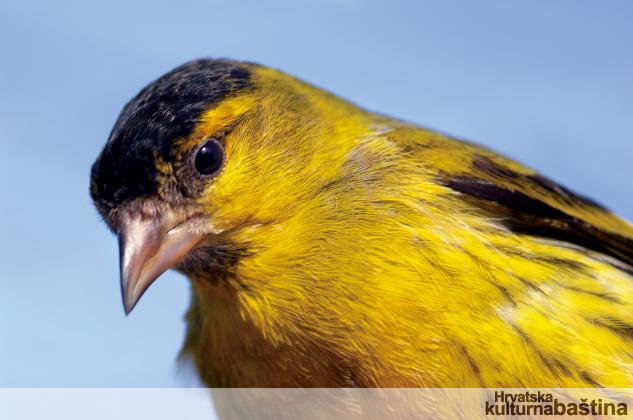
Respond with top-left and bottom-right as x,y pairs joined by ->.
90,59 -> 252,216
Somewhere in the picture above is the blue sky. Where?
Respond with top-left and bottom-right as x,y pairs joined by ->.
1,0 -> 632,387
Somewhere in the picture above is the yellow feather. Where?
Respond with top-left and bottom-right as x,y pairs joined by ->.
162,65 -> 633,388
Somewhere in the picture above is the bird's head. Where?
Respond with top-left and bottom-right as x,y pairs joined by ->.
90,59 -> 372,314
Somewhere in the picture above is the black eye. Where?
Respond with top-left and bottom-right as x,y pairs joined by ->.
194,138 -> 224,176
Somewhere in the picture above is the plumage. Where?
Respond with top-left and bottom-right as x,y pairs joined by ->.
91,59 -> 633,391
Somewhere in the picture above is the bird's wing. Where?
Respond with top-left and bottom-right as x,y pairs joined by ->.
397,126 -> 633,268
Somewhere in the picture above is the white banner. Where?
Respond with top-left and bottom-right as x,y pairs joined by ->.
1,388 -> 631,419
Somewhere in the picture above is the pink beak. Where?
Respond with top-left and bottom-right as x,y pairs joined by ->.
118,210 -> 206,314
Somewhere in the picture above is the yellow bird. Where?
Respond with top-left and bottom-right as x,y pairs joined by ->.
90,59 -> 633,389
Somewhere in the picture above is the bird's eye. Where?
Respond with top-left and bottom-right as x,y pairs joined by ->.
194,138 -> 224,176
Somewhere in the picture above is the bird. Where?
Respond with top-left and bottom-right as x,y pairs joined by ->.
90,59 -> 633,393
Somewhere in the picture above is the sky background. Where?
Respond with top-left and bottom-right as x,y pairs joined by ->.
1,0 -> 632,393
